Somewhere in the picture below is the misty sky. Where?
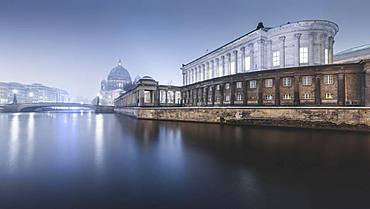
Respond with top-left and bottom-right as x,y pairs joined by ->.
1,0 -> 369,98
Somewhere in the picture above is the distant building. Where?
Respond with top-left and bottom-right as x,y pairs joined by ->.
334,44 -> 370,64
0,82 -> 70,104
98,60 -> 133,105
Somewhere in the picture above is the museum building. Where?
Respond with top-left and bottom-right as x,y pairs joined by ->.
115,20 -> 370,108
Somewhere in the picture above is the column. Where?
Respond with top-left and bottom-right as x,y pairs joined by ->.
257,78 -> 263,105
295,33 -> 302,66
267,40 -> 272,69
211,60 -> 215,79
227,53 -> 231,75
182,72 -> 185,86
249,43 -> 254,70
206,62 -> 210,80
202,64 -> 206,81
337,73 -> 345,106
230,82 -> 235,105
279,36 -> 286,68
212,85 -> 216,106
328,36 -> 334,64
233,50 -> 238,74
221,56 -> 225,76
257,39 -> 265,70
204,87 -> 208,106
309,33 -> 315,65
241,47 -> 246,73
363,62 -> 370,106
294,76 -> 300,106
315,75 -> 321,105
275,77 -> 280,106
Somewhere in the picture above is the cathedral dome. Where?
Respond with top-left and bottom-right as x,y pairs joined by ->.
107,61 -> 131,82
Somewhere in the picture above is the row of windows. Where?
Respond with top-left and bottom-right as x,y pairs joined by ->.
215,75 -> 334,90
206,92 -> 335,102
271,48 -> 330,67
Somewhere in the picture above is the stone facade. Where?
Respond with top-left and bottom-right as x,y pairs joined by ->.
115,107 -> 370,131
181,61 -> 369,107
181,20 -> 338,86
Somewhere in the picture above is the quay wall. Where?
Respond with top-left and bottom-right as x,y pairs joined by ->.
115,107 -> 370,131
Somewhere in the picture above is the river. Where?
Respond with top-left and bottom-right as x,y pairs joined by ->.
0,112 -> 370,209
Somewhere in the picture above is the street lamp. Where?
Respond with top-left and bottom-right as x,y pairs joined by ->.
12,89 -> 18,105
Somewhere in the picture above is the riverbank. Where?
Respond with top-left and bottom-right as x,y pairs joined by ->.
115,107 -> 370,131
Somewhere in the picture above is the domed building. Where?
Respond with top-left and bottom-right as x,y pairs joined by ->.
97,60 -> 133,105
101,60 -> 132,91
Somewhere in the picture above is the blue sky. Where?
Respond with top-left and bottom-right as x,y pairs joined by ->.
0,0 -> 369,98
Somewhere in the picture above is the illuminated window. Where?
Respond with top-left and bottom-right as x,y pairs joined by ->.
249,80 -> 257,89
324,75 -> 334,85
325,49 -> 329,64
225,95 -> 230,102
225,83 -> 230,89
160,90 -> 166,103
282,77 -> 292,87
300,47 -> 309,64
265,95 -> 273,100
325,93 -> 333,99
144,91 -> 152,103
236,82 -> 242,89
304,93 -> 311,99
245,56 -> 251,71
273,51 -> 280,67
302,76 -> 312,86
265,79 -> 273,88
236,93 -> 242,101
167,91 -> 174,104
283,94 -> 292,100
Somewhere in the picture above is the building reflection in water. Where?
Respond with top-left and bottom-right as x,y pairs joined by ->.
26,113 -> 35,166
8,113 -> 20,172
94,114 -> 104,173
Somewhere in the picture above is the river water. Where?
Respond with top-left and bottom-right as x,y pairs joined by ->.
0,112 -> 370,209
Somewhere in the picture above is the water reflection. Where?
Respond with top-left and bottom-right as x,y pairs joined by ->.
1,113 -> 370,209
8,113 -> 20,172
26,113 -> 35,165
94,114 -> 104,173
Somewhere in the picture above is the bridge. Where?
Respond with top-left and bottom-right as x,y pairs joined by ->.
0,103 -> 114,113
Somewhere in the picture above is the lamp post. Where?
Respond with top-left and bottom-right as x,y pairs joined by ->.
12,89 -> 18,105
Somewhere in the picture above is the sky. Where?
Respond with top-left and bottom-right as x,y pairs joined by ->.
0,0 -> 369,99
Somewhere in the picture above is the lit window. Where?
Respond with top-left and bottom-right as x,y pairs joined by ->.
300,47 -> 309,64
273,51 -> 280,67
325,49 -> 329,64
245,56 -> 251,71
236,82 -> 242,89
265,95 -> 273,100
325,93 -> 333,99
237,93 -> 242,101
282,77 -> 291,87
231,61 -> 236,74
283,94 -> 292,100
264,79 -> 273,88
225,83 -> 230,89
144,91 -> 152,103
160,90 -> 166,103
304,93 -> 311,99
324,75 -> 334,85
249,80 -> 257,89
225,95 -> 230,102
302,76 -> 312,86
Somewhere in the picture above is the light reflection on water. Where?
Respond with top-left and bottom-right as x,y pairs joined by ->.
0,113 -> 370,209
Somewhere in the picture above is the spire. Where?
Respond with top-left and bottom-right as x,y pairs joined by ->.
118,59 -> 122,66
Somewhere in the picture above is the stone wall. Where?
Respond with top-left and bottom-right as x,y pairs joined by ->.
115,107 -> 370,131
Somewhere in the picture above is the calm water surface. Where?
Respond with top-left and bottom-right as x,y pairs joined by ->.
1,113 -> 370,209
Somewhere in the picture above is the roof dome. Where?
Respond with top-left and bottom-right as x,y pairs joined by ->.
107,60 -> 132,82
139,76 -> 155,81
